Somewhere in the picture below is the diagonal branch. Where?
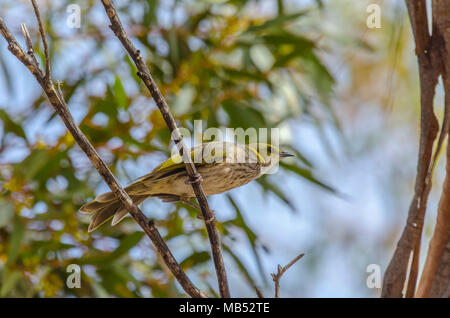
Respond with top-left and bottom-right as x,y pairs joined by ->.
99,0 -> 230,298
0,8 -> 206,299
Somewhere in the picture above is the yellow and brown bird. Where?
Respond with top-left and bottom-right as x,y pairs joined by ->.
80,141 -> 294,231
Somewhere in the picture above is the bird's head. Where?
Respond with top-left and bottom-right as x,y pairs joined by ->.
249,143 -> 294,174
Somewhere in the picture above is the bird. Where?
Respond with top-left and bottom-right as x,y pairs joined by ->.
80,141 -> 294,232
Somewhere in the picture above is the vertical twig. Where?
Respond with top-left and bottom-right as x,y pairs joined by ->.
30,0 -> 51,81
99,0 -> 230,298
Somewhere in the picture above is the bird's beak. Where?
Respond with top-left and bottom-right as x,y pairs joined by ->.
280,151 -> 294,158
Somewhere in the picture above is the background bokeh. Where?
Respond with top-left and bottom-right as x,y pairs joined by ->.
0,0 -> 445,297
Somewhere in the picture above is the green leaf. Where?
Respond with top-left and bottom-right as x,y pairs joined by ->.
262,32 -> 315,49
125,55 -> 141,83
0,270 -> 22,297
298,50 -> 335,102
18,149 -> 49,181
0,199 -> 14,227
168,27 -> 180,67
90,280 -> 110,298
93,95 -> 119,118
97,265 -> 136,298
164,213 -> 185,240
226,195 -> 266,283
0,49 -> 13,93
79,124 -> 111,143
34,150 -> 67,182
180,251 -> 210,270
280,161 -> 336,193
256,176 -> 295,211
282,145 -> 314,168
223,243 -> 257,289
222,101 -> 267,130
222,67 -> 270,85
6,217 -> 25,266
113,76 -> 128,110
110,231 -> 144,259
30,240 -> 76,255
245,11 -> 309,33
0,109 -> 27,141
79,232 -> 144,265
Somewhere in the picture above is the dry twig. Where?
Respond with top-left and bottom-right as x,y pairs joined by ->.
30,0 -> 51,81
271,253 -> 304,298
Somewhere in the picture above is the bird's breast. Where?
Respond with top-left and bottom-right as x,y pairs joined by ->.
200,163 -> 261,196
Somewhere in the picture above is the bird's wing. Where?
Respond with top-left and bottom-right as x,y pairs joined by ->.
137,143 -> 230,183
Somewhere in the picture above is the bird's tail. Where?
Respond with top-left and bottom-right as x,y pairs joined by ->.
80,191 -> 148,232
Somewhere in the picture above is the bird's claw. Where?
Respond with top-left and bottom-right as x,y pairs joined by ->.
185,173 -> 203,185
197,214 -> 216,224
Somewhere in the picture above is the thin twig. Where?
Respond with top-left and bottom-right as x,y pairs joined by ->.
99,0 -> 230,298
20,24 -> 33,54
20,23 -> 39,67
0,8 -> 206,299
271,253 -> 304,298
30,0 -> 51,81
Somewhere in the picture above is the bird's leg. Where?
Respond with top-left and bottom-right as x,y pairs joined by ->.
180,196 -> 215,224
180,198 -> 201,211
197,213 -> 216,224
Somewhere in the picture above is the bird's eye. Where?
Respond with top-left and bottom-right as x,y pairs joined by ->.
267,146 -> 272,154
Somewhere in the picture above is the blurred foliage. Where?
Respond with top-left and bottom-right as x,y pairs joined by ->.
0,0 -> 349,297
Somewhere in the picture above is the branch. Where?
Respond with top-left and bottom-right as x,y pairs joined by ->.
99,0 -> 230,298
253,285 -> 264,298
382,0 -> 440,297
0,7 -> 206,298
271,253 -> 304,298
20,24 -> 34,54
418,147 -> 450,297
416,0 -> 450,297
428,238 -> 450,297
30,0 -> 51,81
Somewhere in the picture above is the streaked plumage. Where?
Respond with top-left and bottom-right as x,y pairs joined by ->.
80,141 -> 293,232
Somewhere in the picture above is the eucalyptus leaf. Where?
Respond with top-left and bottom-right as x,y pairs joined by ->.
6,217 -> 25,266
